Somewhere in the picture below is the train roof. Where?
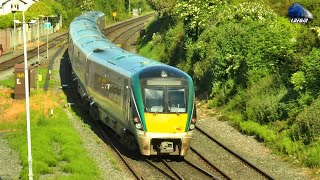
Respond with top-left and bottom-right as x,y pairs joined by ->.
69,11 -> 184,78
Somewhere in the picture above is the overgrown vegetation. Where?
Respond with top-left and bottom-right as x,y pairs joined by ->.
141,0 -> 320,168
0,0 -> 151,29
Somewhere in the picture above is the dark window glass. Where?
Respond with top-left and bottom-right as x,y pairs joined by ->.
144,87 -> 164,112
168,88 -> 186,113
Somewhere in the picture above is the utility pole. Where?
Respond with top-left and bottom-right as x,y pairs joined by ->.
22,10 -> 34,180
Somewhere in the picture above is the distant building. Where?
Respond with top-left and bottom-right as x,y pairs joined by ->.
0,0 -> 38,15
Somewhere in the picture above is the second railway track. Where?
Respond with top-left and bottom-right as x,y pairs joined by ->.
193,126 -> 274,180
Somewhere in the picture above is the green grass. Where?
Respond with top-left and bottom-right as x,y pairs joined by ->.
0,75 -> 15,89
138,41 -> 165,61
8,107 -> 100,179
35,67 -> 47,89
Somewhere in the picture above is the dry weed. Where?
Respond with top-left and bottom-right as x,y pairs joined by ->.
0,89 -> 63,124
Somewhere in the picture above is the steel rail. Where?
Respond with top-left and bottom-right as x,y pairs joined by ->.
190,146 -> 231,179
196,126 -> 274,180
43,44 -> 67,91
161,159 -> 184,180
145,159 -> 177,180
183,158 -> 220,179
104,13 -> 154,35
93,121 -> 143,180
0,33 -> 68,71
112,22 -> 145,44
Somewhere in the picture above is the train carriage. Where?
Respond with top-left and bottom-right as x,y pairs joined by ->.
68,11 -> 197,156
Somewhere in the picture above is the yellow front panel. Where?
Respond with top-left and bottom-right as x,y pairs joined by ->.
145,113 -> 188,133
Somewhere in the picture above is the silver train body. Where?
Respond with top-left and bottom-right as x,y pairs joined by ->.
68,11 -> 197,156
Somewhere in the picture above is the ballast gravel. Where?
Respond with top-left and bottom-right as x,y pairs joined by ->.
195,102 -> 318,180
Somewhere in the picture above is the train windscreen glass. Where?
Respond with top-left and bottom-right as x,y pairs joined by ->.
168,88 -> 186,113
145,87 -> 164,112
143,79 -> 187,113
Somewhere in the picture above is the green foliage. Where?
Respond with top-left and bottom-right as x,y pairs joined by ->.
138,37 -> 165,60
155,21 -> 186,66
145,0 -> 175,16
239,120 -> 277,143
244,75 -> 287,124
216,2 -> 277,25
79,0 -> 95,12
0,14 -> 15,28
185,15 -> 297,96
174,0 -> 225,38
138,15 -> 184,64
304,142 -> 320,167
275,135 -> 305,155
0,75 -> 15,89
293,96 -> 320,144
300,48 -> 320,94
291,71 -> 306,92
209,79 -> 237,107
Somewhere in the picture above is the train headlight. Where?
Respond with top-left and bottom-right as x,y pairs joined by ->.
135,123 -> 142,129
191,118 -> 197,123
134,117 -> 139,123
189,124 -> 195,130
133,117 -> 143,130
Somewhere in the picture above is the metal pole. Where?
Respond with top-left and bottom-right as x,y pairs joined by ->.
37,19 -> 40,64
46,16 -> 48,59
13,13 -> 16,50
22,11 -> 33,180
128,0 -> 131,14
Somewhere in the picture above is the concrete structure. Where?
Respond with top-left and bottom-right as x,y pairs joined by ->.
0,0 -> 38,15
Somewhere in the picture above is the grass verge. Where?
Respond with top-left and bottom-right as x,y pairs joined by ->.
0,81 -> 101,179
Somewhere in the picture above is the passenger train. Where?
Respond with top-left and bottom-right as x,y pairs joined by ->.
68,11 -> 197,156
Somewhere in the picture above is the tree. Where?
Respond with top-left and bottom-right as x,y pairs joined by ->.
79,0 -> 95,12
174,0 -> 225,39
146,0 -> 175,16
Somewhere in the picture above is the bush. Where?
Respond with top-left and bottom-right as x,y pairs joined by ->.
293,96 -> 320,144
244,75 -> 287,124
275,135 -> 305,155
301,48 -> 320,95
304,142 -> 320,167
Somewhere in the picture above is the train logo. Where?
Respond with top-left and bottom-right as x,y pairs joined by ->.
288,3 -> 313,24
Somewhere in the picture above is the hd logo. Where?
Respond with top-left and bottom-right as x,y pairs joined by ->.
288,3 -> 313,24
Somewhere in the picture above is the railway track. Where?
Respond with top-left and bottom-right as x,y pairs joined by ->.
188,147 -> 230,179
0,33 -> 68,71
103,13 -> 154,36
105,13 -> 154,51
194,126 -> 274,180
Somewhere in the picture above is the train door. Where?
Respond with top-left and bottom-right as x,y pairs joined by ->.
123,79 -> 131,124
68,36 -> 73,59
85,57 -> 90,85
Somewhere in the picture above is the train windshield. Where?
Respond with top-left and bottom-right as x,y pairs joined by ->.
142,79 -> 188,113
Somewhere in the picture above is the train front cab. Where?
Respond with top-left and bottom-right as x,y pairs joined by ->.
132,66 -> 197,156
